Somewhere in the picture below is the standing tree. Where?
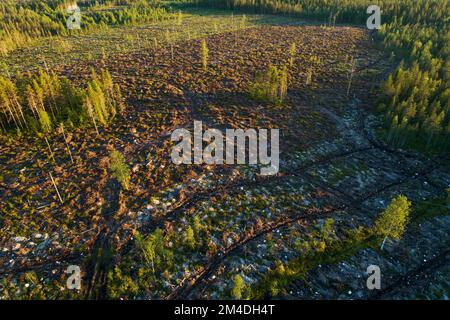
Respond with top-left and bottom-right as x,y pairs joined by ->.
185,226 -> 196,249
374,195 -> 411,249
201,38 -> 209,71
109,149 -> 131,190
231,274 -> 245,299
38,109 -> 52,133
278,66 -> 288,103
135,228 -> 173,277
135,231 -> 157,275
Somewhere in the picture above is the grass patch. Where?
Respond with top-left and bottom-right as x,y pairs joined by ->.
251,225 -> 377,298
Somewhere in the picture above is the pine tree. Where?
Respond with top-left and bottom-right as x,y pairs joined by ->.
185,226 -> 196,249
200,38 -> 209,71
289,42 -> 296,68
231,274 -> 245,299
109,149 -> 130,190
135,228 -> 173,275
84,96 -> 99,135
38,109 -> 52,133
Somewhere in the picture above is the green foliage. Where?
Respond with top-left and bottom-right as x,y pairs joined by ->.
249,64 -> 288,105
107,266 -> 139,299
380,61 -> 449,151
87,81 -> 107,125
294,218 -> 337,255
0,76 -> 27,131
253,222 -> 373,298
134,229 -> 174,273
109,149 -> 131,190
231,274 -> 245,299
185,226 -> 196,249
0,67 -> 122,135
107,228 -> 175,299
195,0 -> 447,28
38,109 -> 52,133
289,42 -> 296,67
374,195 -> 411,240
84,68 -> 122,126
411,189 -> 450,223
200,38 -> 209,70
113,84 -> 125,114
192,215 -> 204,235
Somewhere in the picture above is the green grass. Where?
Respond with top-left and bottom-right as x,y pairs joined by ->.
410,191 -> 450,224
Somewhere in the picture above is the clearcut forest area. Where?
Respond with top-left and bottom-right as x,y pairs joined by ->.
0,0 -> 449,300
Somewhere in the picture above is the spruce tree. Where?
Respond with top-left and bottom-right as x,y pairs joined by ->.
201,38 -> 209,71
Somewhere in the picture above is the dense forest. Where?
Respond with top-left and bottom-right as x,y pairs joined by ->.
192,0 -> 450,152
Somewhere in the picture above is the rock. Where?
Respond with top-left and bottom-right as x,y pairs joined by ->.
13,236 -> 27,243
33,233 -> 43,240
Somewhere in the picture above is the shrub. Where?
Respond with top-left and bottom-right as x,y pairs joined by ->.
249,64 -> 288,105
135,229 -> 173,273
0,68 -> 121,134
231,274 -> 245,299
